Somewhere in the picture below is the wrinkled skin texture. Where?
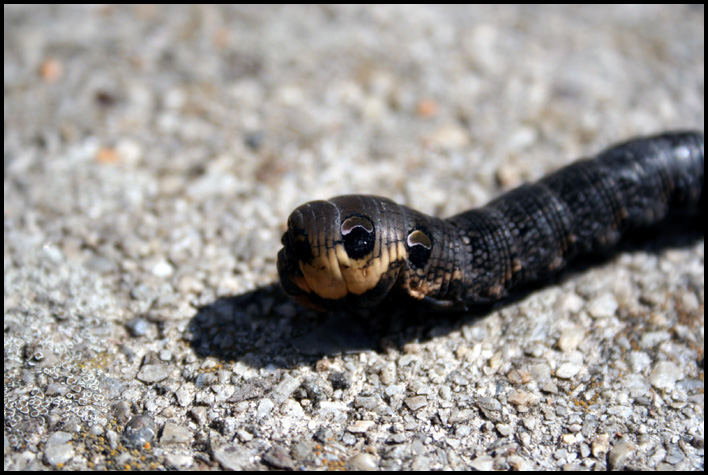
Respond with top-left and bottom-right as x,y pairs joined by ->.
278,131 -> 704,311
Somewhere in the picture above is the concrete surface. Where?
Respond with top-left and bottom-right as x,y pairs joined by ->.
4,5 -> 704,470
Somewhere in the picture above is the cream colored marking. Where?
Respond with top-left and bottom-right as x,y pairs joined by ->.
393,241 -> 407,267
325,244 -> 345,283
335,243 -> 351,268
340,241 -> 407,295
300,242 -> 348,299
512,258 -> 522,273
404,267 -> 463,300
343,256 -> 379,294
342,233 -> 376,294
300,236 -> 408,298
406,277 -> 428,300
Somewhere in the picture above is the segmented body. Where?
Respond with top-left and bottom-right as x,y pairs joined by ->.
278,131 -> 704,311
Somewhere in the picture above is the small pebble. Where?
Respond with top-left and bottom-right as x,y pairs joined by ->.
122,415 -> 156,449
649,361 -> 683,390
587,293 -> 618,318
125,317 -> 150,337
555,362 -> 582,379
348,420 -> 375,433
262,444 -> 295,470
348,453 -> 378,471
44,431 -> 74,467
137,364 -> 171,384
257,398 -> 274,419
608,439 -> 637,470
214,444 -> 250,471
404,396 -> 427,411
160,421 -> 192,445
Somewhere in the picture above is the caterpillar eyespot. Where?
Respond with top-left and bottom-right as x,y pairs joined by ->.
277,131 -> 704,311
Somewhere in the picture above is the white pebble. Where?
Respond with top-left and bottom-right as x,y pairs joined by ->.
555,362 -> 582,379
649,361 -> 683,390
587,293 -> 618,318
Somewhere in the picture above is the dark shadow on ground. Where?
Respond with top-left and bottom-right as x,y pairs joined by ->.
186,215 -> 703,369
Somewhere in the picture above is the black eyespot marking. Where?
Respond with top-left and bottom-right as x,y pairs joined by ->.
341,215 -> 375,259
407,228 -> 432,269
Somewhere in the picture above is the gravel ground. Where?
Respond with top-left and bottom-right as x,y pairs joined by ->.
4,5 -> 704,470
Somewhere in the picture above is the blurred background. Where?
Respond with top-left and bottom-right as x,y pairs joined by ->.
4,5 -> 703,470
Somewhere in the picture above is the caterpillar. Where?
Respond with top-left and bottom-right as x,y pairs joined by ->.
277,131 -> 703,311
